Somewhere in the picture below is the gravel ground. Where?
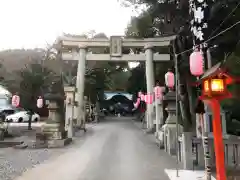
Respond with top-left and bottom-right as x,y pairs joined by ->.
0,127 -> 90,180
0,148 -> 67,180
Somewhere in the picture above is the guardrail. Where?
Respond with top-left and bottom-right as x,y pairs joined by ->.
178,135 -> 240,176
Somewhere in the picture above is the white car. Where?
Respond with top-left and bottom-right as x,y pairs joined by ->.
6,111 -> 40,123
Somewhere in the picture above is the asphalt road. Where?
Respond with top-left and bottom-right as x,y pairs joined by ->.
15,117 -> 177,180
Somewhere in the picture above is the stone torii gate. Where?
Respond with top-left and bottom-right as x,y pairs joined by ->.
56,35 -> 176,130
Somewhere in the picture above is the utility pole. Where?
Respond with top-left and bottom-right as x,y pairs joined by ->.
174,54 -> 180,177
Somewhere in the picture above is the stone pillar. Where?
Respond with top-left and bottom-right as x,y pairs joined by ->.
145,44 -> 155,130
182,132 -> 194,169
81,96 -> 88,129
73,46 -> 87,127
155,99 -> 163,135
196,114 -> 202,138
64,86 -> 76,138
162,90 -> 183,155
155,87 -> 165,137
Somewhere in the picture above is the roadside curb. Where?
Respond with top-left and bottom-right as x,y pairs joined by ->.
0,140 -> 23,148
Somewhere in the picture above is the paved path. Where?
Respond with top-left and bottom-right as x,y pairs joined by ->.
15,117 -> 178,180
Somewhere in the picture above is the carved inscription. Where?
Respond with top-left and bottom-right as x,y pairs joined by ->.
110,36 -> 122,57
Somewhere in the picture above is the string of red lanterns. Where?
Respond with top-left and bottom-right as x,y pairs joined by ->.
11,94 -> 44,109
137,86 -> 163,106
154,85 -> 163,100
133,97 -> 141,108
137,91 -> 154,105
144,94 -> 154,104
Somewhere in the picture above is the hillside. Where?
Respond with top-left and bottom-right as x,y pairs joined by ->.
0,49 -> 103,81
0,49 -> 44,71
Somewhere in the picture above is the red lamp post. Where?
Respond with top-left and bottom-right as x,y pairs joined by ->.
199,62 -> 236,180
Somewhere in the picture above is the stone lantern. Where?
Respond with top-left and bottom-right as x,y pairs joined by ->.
162,90 -> 183,155
39,80 -> 71,148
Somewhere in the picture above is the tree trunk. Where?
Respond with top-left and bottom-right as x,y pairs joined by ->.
186,77 -> 196,131
175,37 -> 193,132
178,73 -> 193,132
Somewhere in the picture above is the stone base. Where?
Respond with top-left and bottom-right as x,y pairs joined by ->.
155,130 -> 164,149
168,148 -> 176,155
29,138 -> 72,149
32,123 -> 71,148
163,123 -> 183,156
42,123 -> 67,139
47,138 -> 72,148
145,127 -> 155,134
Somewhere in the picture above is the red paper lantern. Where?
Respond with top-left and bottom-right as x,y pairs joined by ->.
37,96 -> 43,108
140,94 -> 145,101
154,86 -> 163,100
134,98 -> 141,108
144,94 -> 153,104
137,97 -> 140,104
190,50 -> 204,76
165,70 -> 175,88
12,95 -> 20,107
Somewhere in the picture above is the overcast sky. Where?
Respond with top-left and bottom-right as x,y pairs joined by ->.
0,0 -> 138,50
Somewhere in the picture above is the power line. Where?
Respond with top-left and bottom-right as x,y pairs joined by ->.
176,20 -> 240,56
224,38 -> 240,61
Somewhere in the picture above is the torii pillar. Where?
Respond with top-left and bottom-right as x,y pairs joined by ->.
73,46 -> 87,128
145,44 -> 155,130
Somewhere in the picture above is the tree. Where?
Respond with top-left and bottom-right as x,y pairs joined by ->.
126,63 -> 146,94
17,63 -> 54,110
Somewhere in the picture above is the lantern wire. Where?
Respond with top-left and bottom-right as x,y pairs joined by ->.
176,20 -> 240,57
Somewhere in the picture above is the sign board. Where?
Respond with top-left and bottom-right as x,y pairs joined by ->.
110,36 -> 122,57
